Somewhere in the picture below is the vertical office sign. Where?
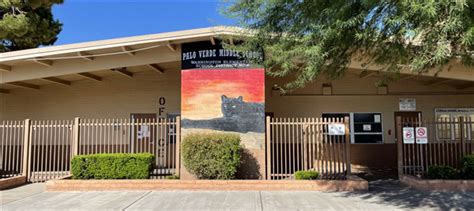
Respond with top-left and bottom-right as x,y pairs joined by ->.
181,41 -> 265,149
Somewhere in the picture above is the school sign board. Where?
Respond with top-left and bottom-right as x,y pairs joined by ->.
180,41 -> 265,150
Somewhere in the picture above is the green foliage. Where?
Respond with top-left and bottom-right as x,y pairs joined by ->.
295,170 -> 319,180
0,0 -> 63,52
71,153 -> 155,179
165,175 -> 180,180
182,133 -> 242,179
462,154 -> 474,179
427,165 -> 458,179
225,1 -> 474,91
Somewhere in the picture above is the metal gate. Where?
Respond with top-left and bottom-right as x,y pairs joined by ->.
266,117 -> 351,180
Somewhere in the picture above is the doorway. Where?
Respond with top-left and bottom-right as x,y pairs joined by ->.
394,111 -> 422,142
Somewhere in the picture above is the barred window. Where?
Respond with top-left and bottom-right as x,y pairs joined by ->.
435,108 -> 474,141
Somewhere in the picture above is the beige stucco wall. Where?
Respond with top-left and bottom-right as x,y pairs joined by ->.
266,75 -> 474,144
0,68 -> 181,120
1,69 -> 473,145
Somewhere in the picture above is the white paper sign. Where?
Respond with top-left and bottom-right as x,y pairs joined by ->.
363,124 -> 372,131
399,98 -> 416,111
415,127 -> 428,144
403,127 -> 415,144
328,123 -> 345,135
374,115 -> 381,123
137,125 -> 150,139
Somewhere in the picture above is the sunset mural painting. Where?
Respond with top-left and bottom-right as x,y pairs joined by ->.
181,41 -> 265,176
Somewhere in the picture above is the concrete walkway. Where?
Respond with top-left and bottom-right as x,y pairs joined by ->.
1,180 -> 473,210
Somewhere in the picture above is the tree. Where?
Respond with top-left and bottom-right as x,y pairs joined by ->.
0,0 -> 63,52
225,0 -> 474,90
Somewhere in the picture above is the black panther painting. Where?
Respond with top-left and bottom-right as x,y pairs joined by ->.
182,95 -> 265,133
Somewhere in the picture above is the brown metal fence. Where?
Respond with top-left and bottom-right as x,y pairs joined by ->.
397,117 -> 474,177
78,118 -> 180,179
0,121 -> 25,178
0,117 -> 180,182
266,117 -> 351,180
29,120 -> 73,182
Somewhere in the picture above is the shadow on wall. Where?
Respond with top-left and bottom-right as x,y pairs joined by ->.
236,148 -> 261,179
337,180 -> 474,210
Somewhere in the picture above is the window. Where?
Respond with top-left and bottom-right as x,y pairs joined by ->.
435,108 -> 474,141
322,112 -> 383,144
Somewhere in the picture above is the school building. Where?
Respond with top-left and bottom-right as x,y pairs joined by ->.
1,26 -> 473,180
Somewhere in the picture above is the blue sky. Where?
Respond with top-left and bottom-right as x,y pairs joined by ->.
52,0 -> 236,45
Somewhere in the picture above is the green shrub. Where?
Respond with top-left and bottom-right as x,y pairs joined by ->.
165,175 -> 180,179
71,153 -> 155,179
295,170 -> 319,180
462,154 -> 474,179
427,165 -> 457,179
182,133 -> 242,179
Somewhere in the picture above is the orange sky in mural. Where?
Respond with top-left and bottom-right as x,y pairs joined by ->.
182,68 -> 264,120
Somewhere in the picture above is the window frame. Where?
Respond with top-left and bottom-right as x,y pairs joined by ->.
322,112 -> 384,144
434,108 -> 474,141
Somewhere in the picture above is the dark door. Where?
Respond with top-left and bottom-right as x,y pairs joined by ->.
130,113 -> 157,153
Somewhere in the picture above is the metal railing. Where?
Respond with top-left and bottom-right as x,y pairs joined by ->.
266,117 -> 351,180
397,117 -> 473,177
0,117 -> 181,182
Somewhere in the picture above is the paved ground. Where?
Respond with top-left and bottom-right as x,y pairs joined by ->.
1,180 -> 473,210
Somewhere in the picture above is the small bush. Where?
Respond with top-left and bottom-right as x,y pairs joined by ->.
165,175 -> 180,179
182,133 -> 242,179
462,154 -> 474,179
427,165 -> 457,179
71,153 -> 155,179
295,170 -> 319,180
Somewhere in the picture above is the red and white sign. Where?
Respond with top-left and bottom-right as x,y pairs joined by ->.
403,127 -> 415,144
415,127 -> 428,144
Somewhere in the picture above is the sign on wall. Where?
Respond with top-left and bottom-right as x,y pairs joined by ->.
415,127 -> 428,144
328,123 -> 345,135
403,127 -> 415,144
181,41 -> 265,149
399,98 -> 416,111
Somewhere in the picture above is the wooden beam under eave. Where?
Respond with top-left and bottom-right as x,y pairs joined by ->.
7,82 -> 40,90
0,89 -> 10,94
111,68 -> 133,78
398,74 -> 417,81
0,64 -> 12,72
210,36 -> 216,45
166,42 -> 176,52
359,70 -> 377,79
33,59 -> 53,67
455,83 -> 474,90
147,64 -> 164,74
424,79 -> 452,86
42,77 -> 72,86
77,52 -> 94,61
121,46 -> 135,56
77,72 -> 102,81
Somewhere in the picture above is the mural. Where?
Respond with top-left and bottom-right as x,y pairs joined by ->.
181,41 -> 264,149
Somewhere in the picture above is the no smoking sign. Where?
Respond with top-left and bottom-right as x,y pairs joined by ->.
415,127 -> 428,144
403,127 -> 415,144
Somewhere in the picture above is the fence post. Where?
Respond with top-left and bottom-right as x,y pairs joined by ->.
22,119 -> 31,179
175,116 -> 181,177
344,116 -> 351,175
396,116 -> 403,178
460,117 -> 465,157
265,116 -> 271,180
72,117 -> 80,156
